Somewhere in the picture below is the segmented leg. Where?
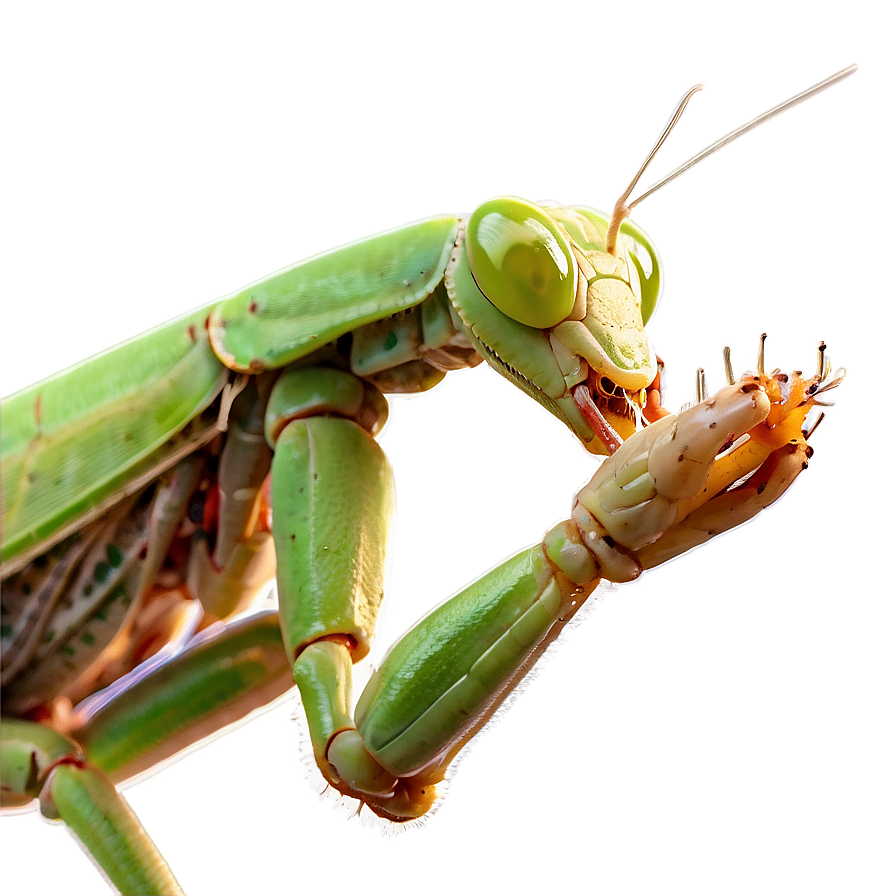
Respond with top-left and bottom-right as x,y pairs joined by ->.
270,360 -> 836,820
71,609 -> 291,783
1,720 -> 184,896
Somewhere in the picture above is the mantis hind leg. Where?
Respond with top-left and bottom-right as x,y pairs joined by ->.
1,719 -> 184,896
2,610 -> 291,894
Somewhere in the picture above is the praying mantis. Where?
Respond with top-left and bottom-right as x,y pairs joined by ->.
1,66 -> 855,893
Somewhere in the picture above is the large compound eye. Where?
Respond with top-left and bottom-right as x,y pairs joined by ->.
466,197 -> 576,329
620,217 -> 663,325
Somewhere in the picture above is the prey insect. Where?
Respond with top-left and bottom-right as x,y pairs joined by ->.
0,66 -> 854,894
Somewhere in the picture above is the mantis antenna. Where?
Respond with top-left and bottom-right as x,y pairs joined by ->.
605,64 -> 858,254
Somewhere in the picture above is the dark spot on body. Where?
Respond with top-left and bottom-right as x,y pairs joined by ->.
187,324 -> 197,342
757,483 -> 766,495
248,300 -> 258,314
709,422 -> 717,429
189,493 -> 205,523
22,583 -> 32,596
802,461 -> 809,470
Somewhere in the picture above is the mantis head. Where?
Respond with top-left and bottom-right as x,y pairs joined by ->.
446,197 -> 661,455
446,65 -> 856,455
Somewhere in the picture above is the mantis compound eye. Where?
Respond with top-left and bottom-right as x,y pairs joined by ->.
466,197 -> 577,329
619,216 -> 662,325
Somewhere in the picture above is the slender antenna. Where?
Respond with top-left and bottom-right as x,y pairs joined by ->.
606,85 -> 703,254
605,65 -> 857,254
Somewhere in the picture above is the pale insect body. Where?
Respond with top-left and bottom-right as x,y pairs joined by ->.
0,67 -> 855,894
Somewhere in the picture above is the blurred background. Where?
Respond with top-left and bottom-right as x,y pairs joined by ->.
2,3 -> 891,894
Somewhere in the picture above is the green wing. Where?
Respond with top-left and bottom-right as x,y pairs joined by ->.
1,307 -> 226,570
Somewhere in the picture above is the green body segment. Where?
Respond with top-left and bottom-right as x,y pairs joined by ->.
76,610 -> 291,781
1,719 -> 80,802
1,718 -> 183,894
0,305 -> 226,568
46,762 -> 184,896
354,545 -> 560,777
270,415 -> 394,662
292,640 -> 356,763
208,215 -> 460,373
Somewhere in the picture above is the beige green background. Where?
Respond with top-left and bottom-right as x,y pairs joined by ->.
1,5 -> 888,895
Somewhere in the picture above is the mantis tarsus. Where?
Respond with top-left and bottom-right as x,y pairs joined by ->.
1,66 -> 855,894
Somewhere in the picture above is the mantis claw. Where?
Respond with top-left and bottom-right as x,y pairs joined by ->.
574,351 -> 842,574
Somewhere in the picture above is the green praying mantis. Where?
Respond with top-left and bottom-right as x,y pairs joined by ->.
1,66 -> 855,894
